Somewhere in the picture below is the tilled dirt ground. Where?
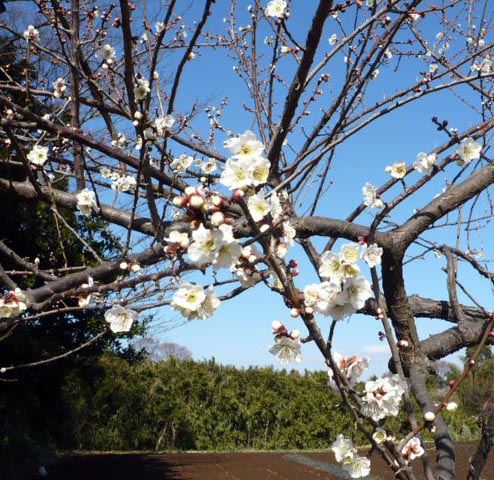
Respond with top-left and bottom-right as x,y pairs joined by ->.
39,442 -> 493,480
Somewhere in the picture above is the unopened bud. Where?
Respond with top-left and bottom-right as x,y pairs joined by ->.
188,194 -> 204,209
291,268 -> 300,276
398,340 -> 409,348
134,111 -> 143,120
119,262 -> 128,270
184,186 -> 197,196
446,401 -> 458,411
231,189 -> 245,200
305,306 -> 314,315
290,308 -> 299,318
424,411 -> 435,422
290,329 -> 301,340
173,196 -> 188,207
210,211 -> 225,227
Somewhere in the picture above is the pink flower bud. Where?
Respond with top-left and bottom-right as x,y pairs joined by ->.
290,329 -> 301,340
210,211 -> 225,227
188,194 -> 204,209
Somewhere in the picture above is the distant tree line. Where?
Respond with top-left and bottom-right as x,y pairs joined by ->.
57,355 -> 480,452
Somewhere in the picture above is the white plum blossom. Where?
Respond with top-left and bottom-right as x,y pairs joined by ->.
27,145 -> 49,166
220,158 -> 252,190
155,115 -> 175,136
361,243 -> 383,268
414,152 -> 437,174
249,156 -> 271,186
224,130 -> 264,160
329,33 -> 338,45
187,224 -> 241,270
0,288 -> 27,318
304,281 -> 341,316
53,78 -> 67,98
385,161 -> 407,179
266,0 -> 287,18
401,437 -> 425,461
78,277 -> 94,307
455,137 -> 482,165
165,230 -> 190,250
104,305 -> 138,333
282,220 -> 296,246
97,44 -> 117,64
76,188 -> 97,216
362,183 -> 383,208
343,455 -> 371,479
331,434 -> 356,463
340,243 -> 360,265
361,374 -> 407,421
247,193 -> 271,221
319,249 -> 359,283
171,283 -> 220,320
170,154 -> 194,173
23,25 -> 40,42
111,174 -> 137,192
201,158 -> 218,175
134,78 -> 151,101
372,427 -> 387,444
268,336 -> 302,364
327,352 -> 369,390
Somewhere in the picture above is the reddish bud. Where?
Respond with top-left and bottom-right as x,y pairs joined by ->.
291,268 -> 300,277
469,359 -> 476,366
449,380 -> 456,388
288,259 -> 299,268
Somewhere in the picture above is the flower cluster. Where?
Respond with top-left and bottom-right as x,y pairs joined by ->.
362,183 -> 383,208
76,188 -> 97,216
171,282 -> 220,320
53,78 -> 67,99
401,437 -> 424,462
104,305 -> 138,333
361,374 -> 407,421
23,25 -> 40,42
331,434 -> 371,479
268,320 -> 302,364
220,130 -> 270,190
327,352 -> 369,390
0,288 -> 27,319
302,243 -> 373,321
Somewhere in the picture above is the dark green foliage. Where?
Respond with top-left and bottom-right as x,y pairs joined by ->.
61,356 -> 365,451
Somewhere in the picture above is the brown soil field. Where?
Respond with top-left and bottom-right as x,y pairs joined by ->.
37,443 -> 493,480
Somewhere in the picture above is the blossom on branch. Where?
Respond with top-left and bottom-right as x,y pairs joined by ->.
171,283 -> 220,320
27,145 -> 49,167
268,336 -> 302,364
361,374 -> 406,421
0,288 -> 27,318
104,305 -> 138,333
23,25 -> 40,42
266,0 -> 287,18
76,188 -> 97,216
401,437 -> 424,461
362,183 -> 383,208
413,152 -> 436,174
455,137 -> 482,165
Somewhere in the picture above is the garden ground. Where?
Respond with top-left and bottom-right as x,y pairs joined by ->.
35,442 -> 493,480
